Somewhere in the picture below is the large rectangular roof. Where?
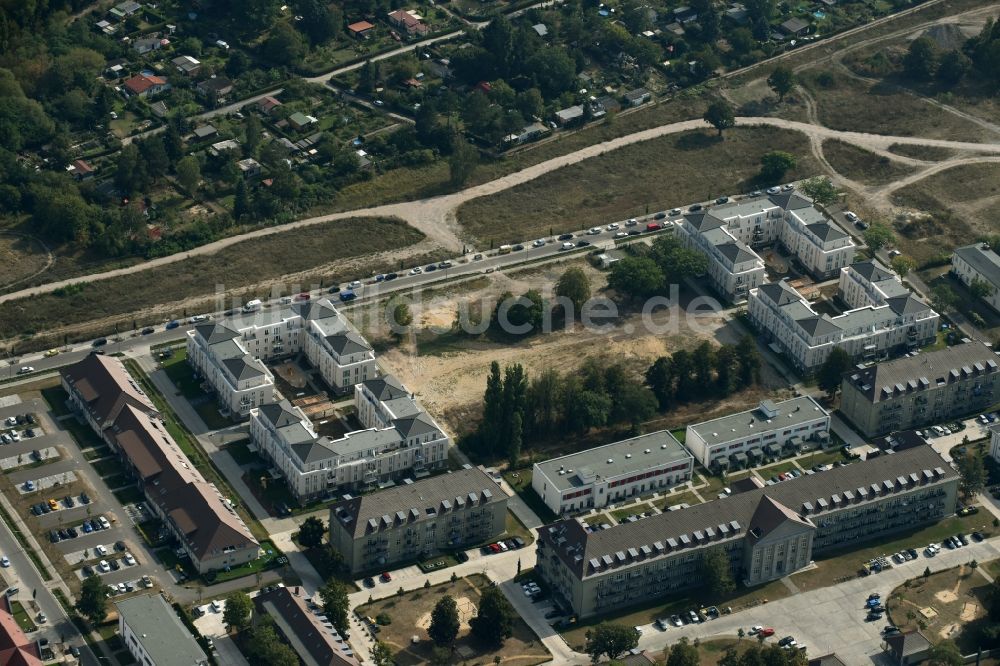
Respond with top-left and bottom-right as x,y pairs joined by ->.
955,242 -> 1000,288
116,594 -> 208,666
535,431 -> 691,492
688,396 -> 828,444
543,444 -> 955,579
330,467 -> 507,538
846,341 -> 999,403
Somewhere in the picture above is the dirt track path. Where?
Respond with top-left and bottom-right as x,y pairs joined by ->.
5,114 -> 1000,306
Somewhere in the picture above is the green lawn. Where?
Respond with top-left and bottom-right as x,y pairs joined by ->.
583,513 -> 611,527
92,457 -> 127,478
502,468 -> 556,524
793,514 -> 992,591
208,540 -> 283,584
795,448 -> 850,470
195,401 -> 230,430
9,600 -> 36,633
41,386 -> 72,417
160,349 -> 202,399
757,459 -> 801,478
653,490 -> 703,511
113,486 -> 146,506
225,440 -> 262,466
610,503 -> 651,523
504,511 -> 535,546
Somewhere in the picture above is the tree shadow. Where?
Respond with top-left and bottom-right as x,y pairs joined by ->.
674,132 -> 723,151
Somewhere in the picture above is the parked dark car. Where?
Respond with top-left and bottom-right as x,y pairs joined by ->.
558,233 -> 574,241
141,327 -> 155,335
327,285 -> 341,294
66,527 -> 78,538
385,273 -> 398,281
688,204 -> 703,212
93,338 -> 108,347
49,531 -> 59,543
80,492 -> 90,504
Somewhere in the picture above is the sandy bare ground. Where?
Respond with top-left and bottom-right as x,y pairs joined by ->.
373,261 -> 783,434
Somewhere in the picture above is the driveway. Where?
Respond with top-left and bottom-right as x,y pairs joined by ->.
637,538 -> 1000,664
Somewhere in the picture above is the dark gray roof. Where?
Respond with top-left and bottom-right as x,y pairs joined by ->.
796,315 -> 841,337
768,192 -> 813,210
845,341 -> 999,403
954,242 -> 1000,288
809,656 -> 848,666
885,631 -> 931,658
886,293 -> 929,315
325,331 -> 371,355
756,281 -> 800,306
684,211 -> 726,232
543,444 -> 955,579
806,222 -> 848,242
221,357 -> 264,381
362,375 -> 409,402
717,242 -> 758,264
851,260 -> 894,283
293,300 -> 340,321
257,401 -> 302,428
330,468 -> 505,538
392,412 -> 440,439
194,322 -> 239,345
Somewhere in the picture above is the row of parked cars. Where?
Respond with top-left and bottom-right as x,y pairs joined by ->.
32,493 -> 92,516
655,605 -> 724,630
483,536 -> 526,554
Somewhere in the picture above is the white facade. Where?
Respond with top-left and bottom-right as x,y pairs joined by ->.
249,375 -> 449,501
675,192 -> 855,303
748,274 -> 939,373
186,299 -> 376,418
531,431 -> 693,515
684,397 -> 830,469
953,242 -> 1000,312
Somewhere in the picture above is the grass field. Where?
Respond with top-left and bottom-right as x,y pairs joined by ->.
456,127 -> 821,245
888,143 -> 955,161
800,70 -> 987,142
0,217 -> 430,345
0,232 -> 49,290
822,139 -> 916,185
9,600 -> 36,633
356,574 -> 549,666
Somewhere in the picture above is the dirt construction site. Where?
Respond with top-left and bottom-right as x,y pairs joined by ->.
368,258 -> 789,436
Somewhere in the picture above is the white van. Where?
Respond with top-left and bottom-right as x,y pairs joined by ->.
560,242 -> 574,251
242,299 -> 262,313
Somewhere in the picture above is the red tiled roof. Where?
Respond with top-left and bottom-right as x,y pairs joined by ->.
348,20 -> 375,32
124,73 -> 166,94
0,598 -> 42,666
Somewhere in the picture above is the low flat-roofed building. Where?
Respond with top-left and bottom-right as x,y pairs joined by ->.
685,396 -> 830,470
536,444 -> 957,618
254,586 -> 358,665
532,431 -> 693,515
117,594 -> 209,666
329,467 -> 508,573
841,341 -> 999,437
884,630 -> 932,665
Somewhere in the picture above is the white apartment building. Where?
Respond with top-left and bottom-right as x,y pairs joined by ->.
675,192 -> 855,303
531,431 -> 693,515
249,375 -> 449,501
187,299 -> 376,418
117,594 -> 209,666
748,275 -> 939,373
838,259 -> 911,310
953,242 -> 1000,312
684,397 -> 830,469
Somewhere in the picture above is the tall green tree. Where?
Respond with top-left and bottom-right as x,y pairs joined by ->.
956,446 -> 987,498
370,641 -> 394,666
264,22 -> 306,65
701,548 -> 735,597
555,267 -> 591,313
817,347 -> 851,398
76,575 -> 108,625
481,362 -> 503,457
767,65 -> 795,101
139,135 -> 170,180
927,640 -> 963,666
937,49 -> 971,86
448,136 -> 479,187
585,623 -> 640,662
608,256 -> 665,300
758,151 -> 796,184
903,36 -> 939,81
666,637 -> 700,666
234,179 -> 250,220
298,516 -> 326,549
646,356 -> 676,410
319,579 -> 350,636
175,156 -> 201,194
244,618 -> 299,666
703,99 -> 735,137
428,595 -> 460,647
736,336 -> 761,387
863,222 -> 895,250
223,591 -> 253,633
469,587 -> 514,646
801,177 -> 839,205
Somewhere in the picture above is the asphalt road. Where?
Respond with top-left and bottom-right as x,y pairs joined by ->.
6,214 -> 676,376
